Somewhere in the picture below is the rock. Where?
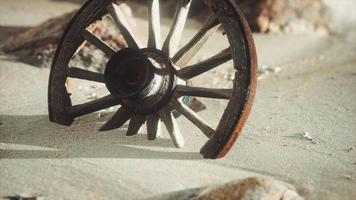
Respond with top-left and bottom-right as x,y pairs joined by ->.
341,174 -> 353,180
346,146 -> 354,152
196,177 -> 303,200
302,132 -> 313,141
177,0 -> 329,33
239,0 -> 328,33
151,177 -> 303,200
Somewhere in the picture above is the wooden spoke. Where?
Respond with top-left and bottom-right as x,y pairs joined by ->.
159,109 -> 185,148
147,0 -> 161,48
107,3 -> 140,49
175,100 -> 215,138
162,0 -> 192,56
176,85 -> 232,99
146,114 -> 162,140
177,48 -> 232,79
172,16 -> 220,66
126,115 -> 145,136
99,106 -> 132,131
66,95 -> 120,118
67,67 -> 105,83
82,30 -> 116,57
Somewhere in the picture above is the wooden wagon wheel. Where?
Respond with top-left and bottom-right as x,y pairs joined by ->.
48,0 -> 257,159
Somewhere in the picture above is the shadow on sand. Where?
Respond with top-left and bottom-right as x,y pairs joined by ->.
0,114 -> 202,160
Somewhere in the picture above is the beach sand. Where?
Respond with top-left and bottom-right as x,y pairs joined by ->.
0,0 -> 355,199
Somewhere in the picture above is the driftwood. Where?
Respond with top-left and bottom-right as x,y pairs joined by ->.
0,12 -> 75,54
0,11 -> 76,67
0,4 -> 132,68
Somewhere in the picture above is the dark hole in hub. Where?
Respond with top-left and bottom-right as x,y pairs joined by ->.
104,48 -> 154,98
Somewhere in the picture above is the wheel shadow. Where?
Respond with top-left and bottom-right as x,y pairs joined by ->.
0,114 -> 202,160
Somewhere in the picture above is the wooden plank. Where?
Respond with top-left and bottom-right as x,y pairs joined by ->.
147,0 -> 161,48
175,100 -> 215,138
107,3 -> 140,49
162,0 -> 192,56
66,95 -> 119,118
126,115 -> 145,136
82,30 -> 116,57
146,114 -> 162,140
172,16 -> 220,66
177,48 -> 232,79
99,106 -> 132,131
175,85 -> 232,99
67,67 -> 105,83
159,109 -> 184,148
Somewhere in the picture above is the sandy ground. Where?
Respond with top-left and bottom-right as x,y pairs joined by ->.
1,0 -> 356,199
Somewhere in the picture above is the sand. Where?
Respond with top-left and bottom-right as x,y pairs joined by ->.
1,0 -> 355,199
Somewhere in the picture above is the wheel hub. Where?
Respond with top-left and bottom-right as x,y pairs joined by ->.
104,48 -> 176,114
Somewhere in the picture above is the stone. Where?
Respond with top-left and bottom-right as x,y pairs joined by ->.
196,177 -> 303,200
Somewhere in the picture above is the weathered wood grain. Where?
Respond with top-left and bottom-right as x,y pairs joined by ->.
175,100 -> 215,138
82,29 -> 116,57
162,0 -> 192,56
67,67 -> 105,83
107,3 -> 140,49
66,95 -> 119,118
127,114 -> 145,136
172,16 -> 220,66
100,106 -> 132,131
146,114 -> 162,140
159,108 -> 185,148
147,0 -> 161,49
177,48 -> 232,79
176,85 -> 232,99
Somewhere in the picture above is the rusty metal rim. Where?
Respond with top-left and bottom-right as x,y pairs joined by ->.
206,0 -> 257,158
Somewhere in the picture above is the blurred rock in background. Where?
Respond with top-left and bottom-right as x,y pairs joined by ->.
0,0 -> 329,68
148,177 -> 303,200
164,0 -> 329,33
239,0 -> 328,33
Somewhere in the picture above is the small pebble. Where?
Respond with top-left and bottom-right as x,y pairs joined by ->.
271,67 -> 282,74
302,131 -> 313,141
263,126 -> 271,131
346,146 -> 354,153
86,93 -> 97,100
342,174 -> 352,180
260,65 -> 282,74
